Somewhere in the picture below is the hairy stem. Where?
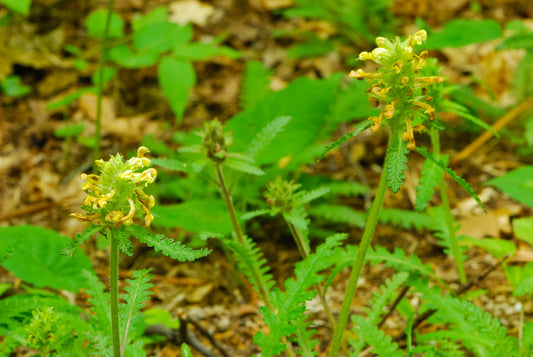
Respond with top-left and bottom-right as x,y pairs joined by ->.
108,228 -> 121,357
93,0 -> 115,168
430,128 -> 466,284
329,151 -> 390,357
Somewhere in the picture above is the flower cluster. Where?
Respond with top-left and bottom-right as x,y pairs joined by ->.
202,119 -> 231,163
71,147 -> 157,228
265,177 -> 301,215
351,30 -> 443,149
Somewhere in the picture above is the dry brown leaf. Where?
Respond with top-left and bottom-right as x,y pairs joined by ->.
169,0 -> 215,26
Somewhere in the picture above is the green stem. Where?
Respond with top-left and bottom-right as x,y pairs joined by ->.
93,0 -> 115,169
328,154 -> 390,357
214,164 -> 296,357
430,128 -> 467,284
108,228 -> 121,357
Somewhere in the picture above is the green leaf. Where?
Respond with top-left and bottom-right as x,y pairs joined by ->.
440,100 -> 499,136
293,187 -> 330,206
152,199 -> 233,234
127,225 -> 211,262
319,119 -> 372,160
109,45 -> 159,68
158,56 -> 196,122
514,276 -> 533,296
54,123 -> 85,138
245,116 -> 292,160
1,75 -> 30,97
151,157 -> 188,172
380,208 -> 435,231
286,38 -> 335,58
91,66 -> 116,87
131,6 -> 168,31
240,60 -> 272,109
181,343 -> 193,357
224,156 -> 265,175
120,269 -> 154,342
513,217 -> 533,246
487,166 -> 533,209
424,19 -> 502,49
0,226 -> 93,291
86,9 -> 124,39
416,147 -> 485,212
45,87 -> 97,110
173,42 -> 240,61
134,22 -> 191,54
144,308 -> 180,329
460,236 -> 516,259
385,131 -> 409,193
415,156 -> 447,211
1,0 -> 31,15
309,203 -> 366,228
240,209 -> 271,221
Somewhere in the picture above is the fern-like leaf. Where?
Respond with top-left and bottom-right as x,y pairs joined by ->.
350,315 -> 403,357
292,187 -> 330,206
415,156 -> 447,211
440,99 -> 499,136
225,234 -> 276,302
120,269 -> 154,348
427,206 -> 466,263
319,120 -> 372,160
293,315 -> 319,357
368,246 -> 439,281
385,131 -> 409,193
255,234 -> 346,357
63,225 -> 103,256
127,225 -> 211,262
364,272 -> 409,325
416,147 -> 486,212
379,208 -> 435,231
151,157 -> 188,172
245,116 -> 292,159
309,203 -> 366,228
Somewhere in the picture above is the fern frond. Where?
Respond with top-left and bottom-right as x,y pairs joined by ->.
283,206 -> 310,231
379,208 -> 434,231
415,156 -> 447,211
385,131 -> 409,193
427,206 -> 466,262
414,332 -> 466,357
309,203 -> 366,228
293,315 -> 319,357
350,315 -> 403,357
319,120 -> 372,160
224,155 -> 265,175
127,225 -> 211,262
416,147 -> 486,212
440,100 -> 498,136
367,246 -> 439,281
63,225 -> 103,256
225,235 -> 276,301
82,269 -> 111,329
245,116 -> 292,159
255,234 -> 346,357
364,272 -> 409,324
293,187 -> 330,206
324,181 -> 370,197
120,269 -> 154,346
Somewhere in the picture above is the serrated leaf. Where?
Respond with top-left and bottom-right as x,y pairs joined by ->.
380,208 -> 435,231
127,225 -> 210,262
309,203 -> 366,228
292,187 -> 330,206
224,156 -> 264,175
241,209 -> 271,221
245,116 -> 292,159
416,147 -> 485,212
319,120 -> 372,160
151,157 -> 188,172
460,236 -> 516,259
415,156 -> 446,211
158,56 -> 196,122
385,132 -> 409,193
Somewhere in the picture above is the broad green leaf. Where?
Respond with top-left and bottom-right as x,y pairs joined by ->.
109,45 -> 159,68
85,9 -> 124,39
134,22 -> 191,54
286,38 -> 334,58
173,42 -> 240,61
1,75 -> 30,97
1,0 -> 31,15
224,156 -> 264,175
46,87 -> 97,110
440,100 -> 499,136
487,166 -> 533,208
54,123 -> 85,138
424,19 -> 502,49
460,236 -> 516,258
158,56 -> 196,122
0,226 -> 93,291
151,157 -> 188,172
144,307 -> 180,329
514,276 -> 533,296
91,66 -> 116,87
513,217 -> 533,246
227,75 -> 343,165
505,263 -> 533,288
152,199 -> 233,234
245,116 -> 292,159
132,6 -> 168,31
239,60 -> 272,109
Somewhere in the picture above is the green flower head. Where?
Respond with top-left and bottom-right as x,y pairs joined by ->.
351,30 -> 443,150
71,147 -> 157,228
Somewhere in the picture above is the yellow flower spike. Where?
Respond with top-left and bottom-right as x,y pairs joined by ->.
392,60 -> 404,74
369,113 -> 383,132
403,118 -> 416,150
93,190 -> 115,209
70,212 -> 101,223
105,210 -> 124,224
349,69 -> 382,80
383,100 -> 397,119
410,30 -> 427,46
414,101 -> 436,121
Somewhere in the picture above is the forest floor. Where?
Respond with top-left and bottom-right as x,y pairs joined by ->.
2,0 -> 533,356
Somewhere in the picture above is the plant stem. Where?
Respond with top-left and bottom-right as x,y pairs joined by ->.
108,228 -> 122,357
328,156 -> 389,357
214,164 -> 296,357
93,0 -> 115,169
430,128 -> 467,284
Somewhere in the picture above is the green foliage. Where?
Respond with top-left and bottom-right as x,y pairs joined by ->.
379,208 -> 435,231
487,166 -> 533,208
385,132 -> 409,193
245,116 -> 292,160
157,56 -> 195,121
120,269 -> 154,346
1,75 -> 31,97
460,236 -> 516,259
240,60 -> 272,109
0,225 -> 93,292
513,217 -> 533,245
309,203 -> 366,228
423,19 -> 502,49
416,147 -> 485,212
254,234 -> 345,356
86,9 -> 124,39
1,0 -> 32,15
126,225 -> 211,262
415,155 -> 447,211
350,315 -> 403,357
319,119 -> 372,160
